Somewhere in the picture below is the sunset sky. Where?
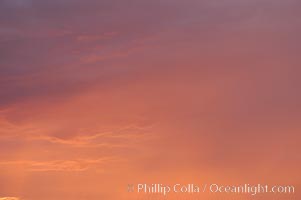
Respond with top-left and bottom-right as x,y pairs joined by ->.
0,0 -> 300,200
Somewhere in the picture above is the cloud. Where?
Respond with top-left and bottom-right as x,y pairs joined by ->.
28,126 -> 154,148
0,198 -> 20,200
0,0 -> 300,200
3,0 -> 32,7
76,32 -> 117,42
0,113 -> 155,148
0,158 -> 118,172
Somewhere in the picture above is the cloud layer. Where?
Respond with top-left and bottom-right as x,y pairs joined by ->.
0,0 -> 300,199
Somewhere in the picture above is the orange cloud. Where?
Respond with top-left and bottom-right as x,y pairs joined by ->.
0,198 -> 20,200
0,0 -> 301,200
0,158 -> 117,172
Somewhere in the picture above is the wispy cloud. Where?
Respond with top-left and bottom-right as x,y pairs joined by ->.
0,0 -> 300,199
76,32 -> 118,42
0,115 -> 155,148
0,157 -> 118,172
29,124 -> 155,146
0,197 -> 20,200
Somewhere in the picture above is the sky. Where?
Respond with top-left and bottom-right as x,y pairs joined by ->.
0,0 -> 300,199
